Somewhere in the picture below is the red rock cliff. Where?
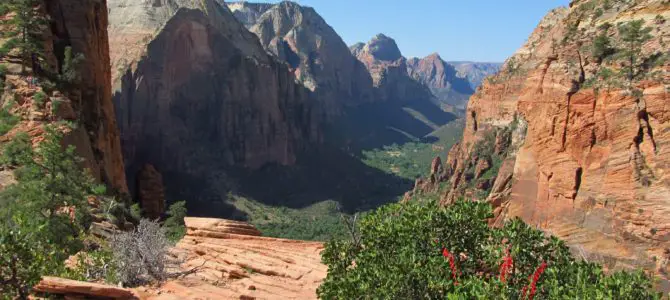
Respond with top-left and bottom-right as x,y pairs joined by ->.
42,0 -> 128,194
410,0 -> 670,285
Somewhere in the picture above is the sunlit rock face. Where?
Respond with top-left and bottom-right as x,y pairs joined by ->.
410,0 -> 670,287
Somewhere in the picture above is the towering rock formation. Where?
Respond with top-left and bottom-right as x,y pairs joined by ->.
409,0 -> 670,285
351,34 -> 434,104
448,61 -> 502,90
42,0 -> 128,194
232,1 -> 374,118
407,53 -> 475,110
109,0 -> 318,212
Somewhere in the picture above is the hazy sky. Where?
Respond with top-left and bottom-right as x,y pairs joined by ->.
244,0 -> 570,62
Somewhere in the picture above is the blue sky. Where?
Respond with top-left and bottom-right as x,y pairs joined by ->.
245,0 -> 570,62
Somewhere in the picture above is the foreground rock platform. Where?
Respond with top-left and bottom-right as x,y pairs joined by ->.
144,217 -> 327,299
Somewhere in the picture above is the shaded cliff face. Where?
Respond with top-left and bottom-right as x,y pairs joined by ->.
448,61 -> 502,90
42,0 -> 128,194
109,0 -> 317,214
237,1 -> 374,118
410,0 -> 670,284
407,53 -> 475,110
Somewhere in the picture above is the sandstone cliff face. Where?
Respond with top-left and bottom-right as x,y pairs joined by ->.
407,53 -> 475,110
109,0 -> 318,208
410,0 -> 670,285
43,0 -> 128,194
238,1 -> 374,118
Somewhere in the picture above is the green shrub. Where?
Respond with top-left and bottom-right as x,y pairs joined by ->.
32,91 -> 47,106
318,198 -> 659,299
0,106 -> 18,136
164,201 -> 187,242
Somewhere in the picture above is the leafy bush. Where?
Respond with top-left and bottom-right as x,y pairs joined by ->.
0,228 -> 65,299
164,201 -> 187,242
318,198 -> 659,299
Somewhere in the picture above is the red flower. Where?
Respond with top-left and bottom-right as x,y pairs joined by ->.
498,247 -> 514,283
528,261 -> 547,299
442,248 -> 459,285
521,261 -> 547,299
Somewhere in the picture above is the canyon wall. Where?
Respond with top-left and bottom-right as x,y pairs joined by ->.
43,0 -> 128,193
410,0 -> 670,286
109,0 -> 318,212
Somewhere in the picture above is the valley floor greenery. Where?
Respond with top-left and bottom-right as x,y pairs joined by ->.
362,120 -> 464,180
318,195 -> 660,299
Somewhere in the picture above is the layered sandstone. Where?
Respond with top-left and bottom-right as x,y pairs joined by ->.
142,217 -> 326,299
407,53 -> 474,110
108,0 -> 318,207
410,0 -> 670,287
237,1 -> 374,118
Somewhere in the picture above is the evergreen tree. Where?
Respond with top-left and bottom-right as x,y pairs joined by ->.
0,0 -> 48,74
617,20 -> 652,86
0,124 -> 105,299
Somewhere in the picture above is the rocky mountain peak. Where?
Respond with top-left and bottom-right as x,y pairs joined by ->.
225,1 -> 275,28
406,53 -> 474,109
424,52 -> 443,61
364,33 -> 403,61
240,0 -> 374,116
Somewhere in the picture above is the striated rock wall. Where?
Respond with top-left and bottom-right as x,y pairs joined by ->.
109,0 -> 318,204
42,0 -> 128,194
410,0 -> 670,286
141,217 -> 326,299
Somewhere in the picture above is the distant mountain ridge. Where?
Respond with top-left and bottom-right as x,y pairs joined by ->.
447,61 -> 503,89
407,53 -> 475,110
